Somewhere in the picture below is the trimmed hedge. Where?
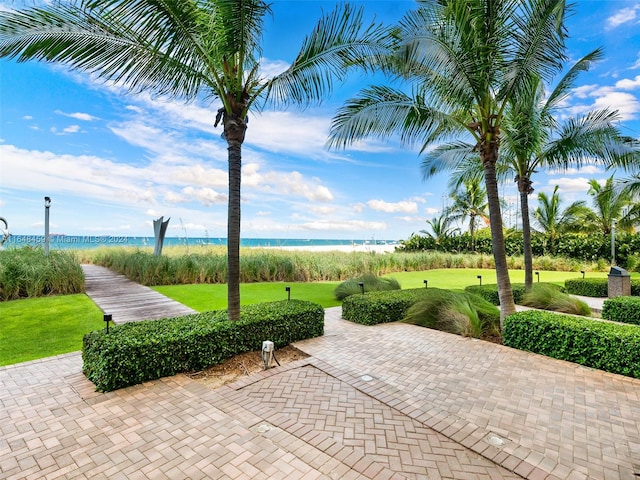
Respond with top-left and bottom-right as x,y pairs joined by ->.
342,288 -> 430,325
602,296 -> 640,325
82,300 -> 324,392
503,310 -> 640,379
565,277 -> 640,297
464,283 -> 527,305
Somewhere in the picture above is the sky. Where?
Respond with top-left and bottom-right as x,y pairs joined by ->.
1,0 -> 639,241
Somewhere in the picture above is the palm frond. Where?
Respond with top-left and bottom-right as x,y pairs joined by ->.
265,3 -> 393,107
0,0 -> 216,99
327,85 -> 462,150
544,47 -> 604,112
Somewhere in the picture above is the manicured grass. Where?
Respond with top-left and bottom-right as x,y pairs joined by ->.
385,269 -> 609,290
0,268 -> 615,366
0,294 -> 104,366
153,281 -> 342,311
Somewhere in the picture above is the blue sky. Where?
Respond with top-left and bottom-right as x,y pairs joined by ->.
1,0 -> 639,241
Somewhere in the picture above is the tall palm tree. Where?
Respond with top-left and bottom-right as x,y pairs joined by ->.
447,179 -> 489,252
0,0 -> 391,320
533,186 -> 591,254
417,50 -> 636,291
329,0 -> 570,323
587,176 -> 632,235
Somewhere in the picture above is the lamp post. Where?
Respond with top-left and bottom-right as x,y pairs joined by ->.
358,282 -> 364,295
44,196 -> 51,257
423,279 -> 428,289
285,286 -> 291,301
477,275 -> 482,286
611,220 -> 616,266
535,271 -> 540,282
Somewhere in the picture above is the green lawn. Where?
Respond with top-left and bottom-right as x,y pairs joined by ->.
0,294 -> 104,366
152,281 -> 342,311
0,268 -> 617,366
384,268 -> 609,290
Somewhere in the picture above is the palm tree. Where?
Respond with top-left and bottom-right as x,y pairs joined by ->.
0,0 -> 391,320
420,214 -> 458,250
447,179 -> 489,252
587,176 -> 632,235
417,50 -> 636,291
329,0 -> 570,323
533,186 -> 591,254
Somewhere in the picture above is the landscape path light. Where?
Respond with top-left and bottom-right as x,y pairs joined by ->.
44,196 -> 51,257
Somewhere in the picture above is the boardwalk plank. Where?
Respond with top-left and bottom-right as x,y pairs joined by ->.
82,264 -> 197,323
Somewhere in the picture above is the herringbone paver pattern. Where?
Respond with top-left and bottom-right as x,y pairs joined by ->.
225,364 -> 522,479
293,308 -> 640,480
2,305 -> 640,479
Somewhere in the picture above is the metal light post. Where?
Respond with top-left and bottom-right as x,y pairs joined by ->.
44,196 -> 51,257
611,220 -> 616,266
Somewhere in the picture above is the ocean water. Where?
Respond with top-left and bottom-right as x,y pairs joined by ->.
3,234 -> 399,251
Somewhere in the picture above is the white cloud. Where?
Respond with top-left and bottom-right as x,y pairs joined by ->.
63,125 -> 81,134
23,115 -> 33,120
606,5 -> 640,29
367,199 -> 418,213
242,164 -> 334,202
615,75 -> 640,90
181,186 -> 227,206
424,207 -> 439,215
55,110 -> 99,121
568,85 -> 640,121
548,165 -> 603,175
543,177 -> 593,193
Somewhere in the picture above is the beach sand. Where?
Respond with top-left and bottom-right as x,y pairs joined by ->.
262,244 -> 398,254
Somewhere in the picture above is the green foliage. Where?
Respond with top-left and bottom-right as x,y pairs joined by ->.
503,310 -> 640,379
565,277 -> 640,297
565,278 -> 608,297
0,248 -> 84,300
464,283 -> 527,305
341,289 -> 430,325
334,273 -> 400,300
402,290 -> 499,338
602,297 -> 640,325
0,294 -> 104,366
82,300 -> 324,392
400,230 -> 640,269
521,284 -> 591,316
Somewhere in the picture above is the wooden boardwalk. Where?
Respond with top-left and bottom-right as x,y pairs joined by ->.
82,264 -> 197,323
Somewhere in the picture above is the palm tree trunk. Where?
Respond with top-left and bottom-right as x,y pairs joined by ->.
225,114 -> 247,321
481,146 -> 516,326
469,214 -> 476,252
518,178 -> 534,292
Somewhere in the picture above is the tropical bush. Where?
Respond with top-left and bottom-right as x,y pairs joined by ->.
0,247 -> 84,300
521,284 -> 591,316
503,310 -> 640,379
82,300 -> 324,392
565,277 -> 640,297
564,278 -> 608,297
401,290 -> 499,338
334,273 -> 400,300
400,230 -> 640,270
602,297 -> 640,325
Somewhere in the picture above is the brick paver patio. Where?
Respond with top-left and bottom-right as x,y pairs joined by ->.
1,306 -> 639,479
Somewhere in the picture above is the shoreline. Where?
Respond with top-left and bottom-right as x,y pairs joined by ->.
260,244 -> 398,253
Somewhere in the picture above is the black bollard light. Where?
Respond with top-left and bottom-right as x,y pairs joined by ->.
358,282 -> 364,295
535,271 -> 540,282
423,279 -> 428,289
581,270 -> 585,279
104,313 -> 112,333
285,286 -> 291,301
477,275 -> 482,286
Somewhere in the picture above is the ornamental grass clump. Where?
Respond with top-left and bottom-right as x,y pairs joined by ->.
401,289 -> 500,339
521,283 -> 591,316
